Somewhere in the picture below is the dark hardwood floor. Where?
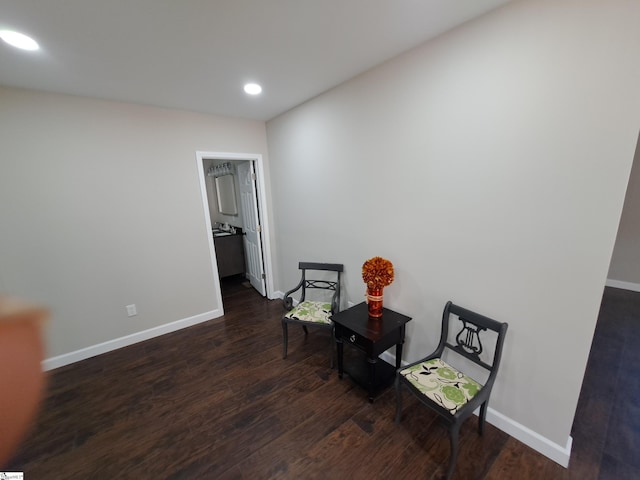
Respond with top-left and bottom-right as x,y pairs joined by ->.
5,282 -> 639,479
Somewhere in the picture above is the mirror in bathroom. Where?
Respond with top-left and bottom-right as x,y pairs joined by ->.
215,174 -> 238,215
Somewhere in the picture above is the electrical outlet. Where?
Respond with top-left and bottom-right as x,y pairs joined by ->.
126,304 -> 137,317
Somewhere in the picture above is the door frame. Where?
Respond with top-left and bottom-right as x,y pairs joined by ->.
195,151 -> 275,307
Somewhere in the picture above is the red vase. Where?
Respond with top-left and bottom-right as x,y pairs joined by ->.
367,287 -> 384,318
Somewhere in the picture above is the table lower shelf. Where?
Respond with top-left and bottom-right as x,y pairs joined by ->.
340,346 -> 397,401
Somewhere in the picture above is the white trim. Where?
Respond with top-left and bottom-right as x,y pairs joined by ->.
195,151 -> 276,300
42,309 -> 222,371
380,351 -> 571,467
605,278 -> 640,292
196,153 -> 225,315
379,350 -> 397,366
253,155 -> 276,300
485,408 -> 572,468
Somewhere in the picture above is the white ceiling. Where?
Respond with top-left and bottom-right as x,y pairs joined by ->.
0,0 -> 512,121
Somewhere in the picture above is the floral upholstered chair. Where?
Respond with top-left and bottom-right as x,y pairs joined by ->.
282,262 -> 343,367
395,301 -> 508,480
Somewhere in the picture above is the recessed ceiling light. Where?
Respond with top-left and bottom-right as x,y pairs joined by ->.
0,30 -> 40,51
244,83 -> 262,95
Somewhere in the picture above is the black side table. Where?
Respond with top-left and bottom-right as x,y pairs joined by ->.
332,302 -> 412,402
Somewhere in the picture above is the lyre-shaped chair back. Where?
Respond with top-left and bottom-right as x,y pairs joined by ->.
395,300 -> 508,480
437,302 -> 507,392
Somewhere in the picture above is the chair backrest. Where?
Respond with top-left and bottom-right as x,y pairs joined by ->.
437,301 -> 508,388
297,262 -> 343,313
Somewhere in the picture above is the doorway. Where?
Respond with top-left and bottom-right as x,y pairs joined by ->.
196,151 -> 274,313
606,130 -> 640,292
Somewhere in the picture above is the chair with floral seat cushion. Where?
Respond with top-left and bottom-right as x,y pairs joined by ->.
282,262 -> 343,367
395,301 -> 508,480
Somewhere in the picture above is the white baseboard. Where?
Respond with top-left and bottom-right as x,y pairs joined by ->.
42,309 -> 222,371
379,350 -> 397,366
605,278 -> 640,292
381,351 -> 572,468
485,408 -> 572,467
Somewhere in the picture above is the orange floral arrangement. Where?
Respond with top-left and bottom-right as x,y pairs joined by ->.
362,256 -> 394,290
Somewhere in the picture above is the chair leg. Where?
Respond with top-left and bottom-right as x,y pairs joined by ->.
394,376 -> 403,423
329,329 -> 335,369
446,423 -> 461,480
479,401 -> 487,435
282,320 -> 288,359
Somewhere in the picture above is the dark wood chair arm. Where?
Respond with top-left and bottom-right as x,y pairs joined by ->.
282,279 -> 304,311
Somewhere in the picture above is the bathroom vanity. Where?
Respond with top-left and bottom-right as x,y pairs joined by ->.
213,229 -> 245,278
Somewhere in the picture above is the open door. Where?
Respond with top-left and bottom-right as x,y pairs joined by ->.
237,161 -> 266,296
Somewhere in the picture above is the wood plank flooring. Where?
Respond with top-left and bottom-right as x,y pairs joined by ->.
5,281 -> 639,479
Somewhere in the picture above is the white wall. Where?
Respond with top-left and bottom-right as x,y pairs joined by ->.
608,133 -> 640,286
266,0 -> 640,462
0,86 -> 269,360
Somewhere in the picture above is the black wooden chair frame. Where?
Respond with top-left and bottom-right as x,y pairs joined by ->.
282,262 -> 343,367
395,301 -> 508,480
